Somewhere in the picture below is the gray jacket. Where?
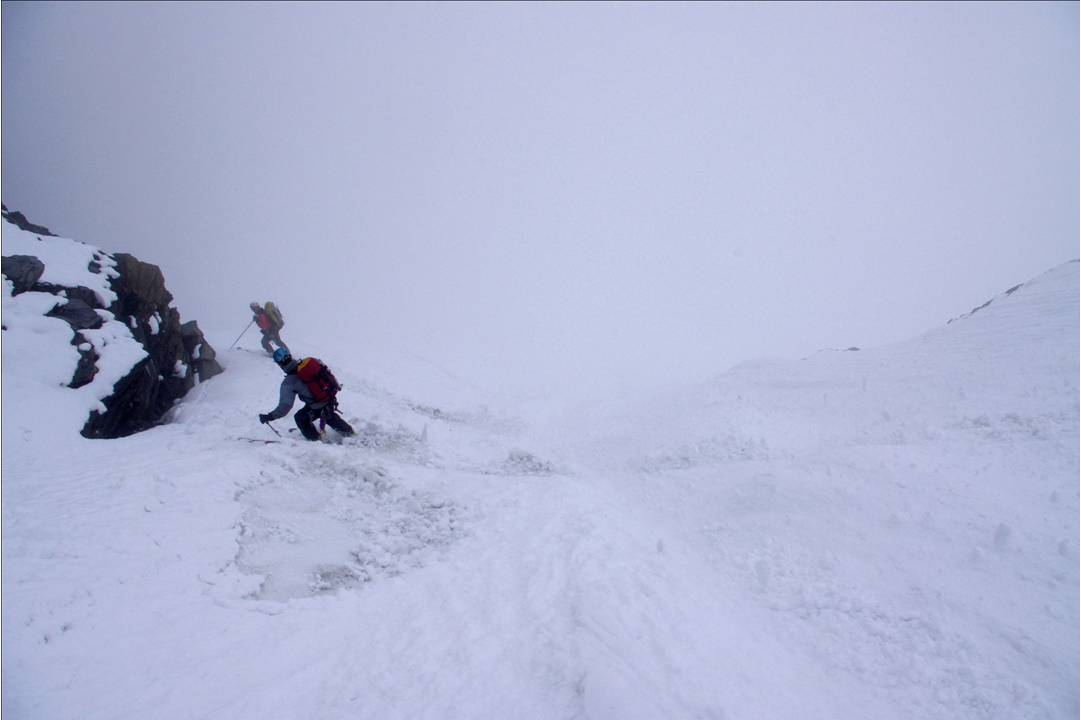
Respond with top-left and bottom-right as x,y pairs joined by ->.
265,374 -> 325,421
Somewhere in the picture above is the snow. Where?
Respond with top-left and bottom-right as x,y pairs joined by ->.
79,319 -> 148,402
1,282 -> 74,389
2,260 -> 1077,719
1,222 -> 119,306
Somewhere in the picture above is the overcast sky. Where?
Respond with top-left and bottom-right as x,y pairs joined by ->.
3,1 -> 1078,396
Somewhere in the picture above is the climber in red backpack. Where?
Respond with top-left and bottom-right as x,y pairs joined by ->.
258,349 -> 355,441
250,301 -> 289,357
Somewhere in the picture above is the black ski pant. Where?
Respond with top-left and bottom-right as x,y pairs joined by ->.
260,328 -> 289,355
295,403 -> 355,441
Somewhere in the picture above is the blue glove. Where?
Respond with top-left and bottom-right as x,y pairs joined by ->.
258,413 -> 272,424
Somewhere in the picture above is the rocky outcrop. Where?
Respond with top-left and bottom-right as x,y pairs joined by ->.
81,253 -> 223,438
46,297 -> 102,331
1,207 -> 224,438
1,254 -> 45,294
180,320 -> 224,383
2,203 -> 56,236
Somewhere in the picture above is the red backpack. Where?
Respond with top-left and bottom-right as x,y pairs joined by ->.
295,357 -> 341,404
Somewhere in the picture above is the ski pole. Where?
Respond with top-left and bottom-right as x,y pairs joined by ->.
229,320 -> 254,349
265,421 -> 281,438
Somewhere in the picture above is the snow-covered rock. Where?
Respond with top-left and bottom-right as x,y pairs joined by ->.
1,207 -> 223,437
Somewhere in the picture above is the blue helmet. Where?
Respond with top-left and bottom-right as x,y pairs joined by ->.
272,348 -> 292,366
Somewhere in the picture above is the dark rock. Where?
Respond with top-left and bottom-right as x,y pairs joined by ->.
69,333 -> 98,389
32,283 -> 102,308
1,205 -> 56,236
2,254 -> 45,294
180,320 -> 224,382
47,298 -> 103,331
80,251 -> 225,438
110,253 -> 173,318
179,321 -> 202,355
83,358 -> 160,438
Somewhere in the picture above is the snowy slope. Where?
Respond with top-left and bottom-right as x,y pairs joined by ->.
551,262 -> 1080,719
2,262 -> 1078,720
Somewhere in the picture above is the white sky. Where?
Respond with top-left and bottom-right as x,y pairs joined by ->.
3,1 -> 1078,396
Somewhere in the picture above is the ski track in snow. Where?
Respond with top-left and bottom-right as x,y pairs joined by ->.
3,263 -> 1079,719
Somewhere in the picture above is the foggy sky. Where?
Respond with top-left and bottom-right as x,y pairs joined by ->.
3,1 -> 1078,396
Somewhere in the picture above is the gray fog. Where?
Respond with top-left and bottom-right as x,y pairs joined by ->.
3,2 -> 1078,396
